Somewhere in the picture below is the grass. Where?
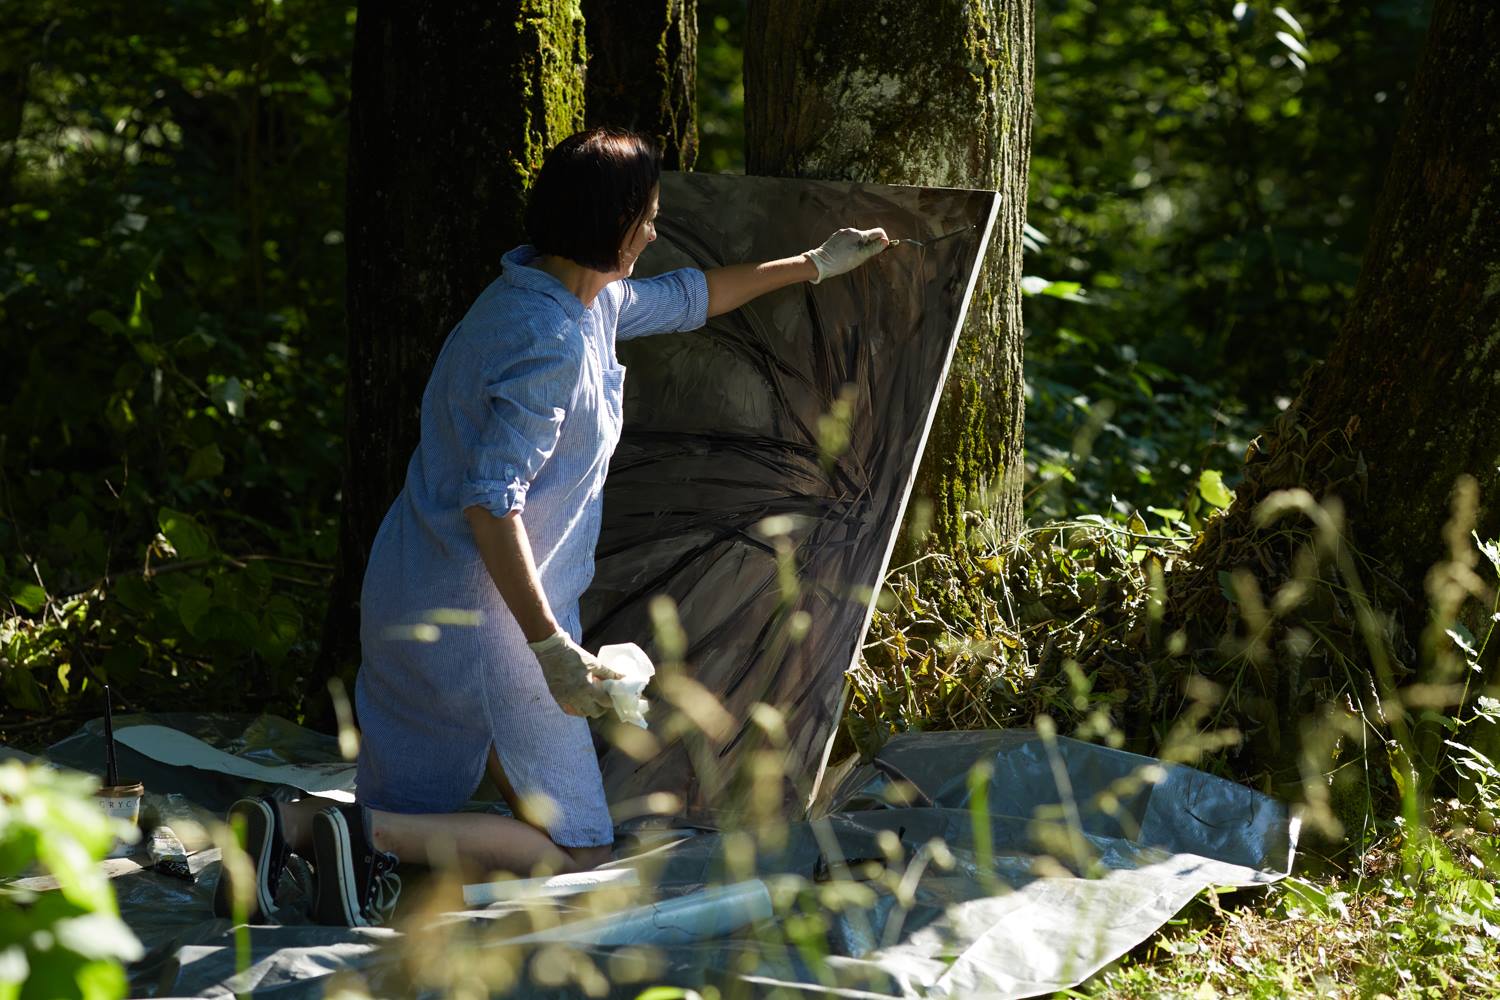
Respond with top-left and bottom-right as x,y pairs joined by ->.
11,477 -> 1500,996
842,485 -> 1500,997
1085,844 -> 1500,997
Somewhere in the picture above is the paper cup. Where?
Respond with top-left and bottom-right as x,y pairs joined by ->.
94,782 -> 144,858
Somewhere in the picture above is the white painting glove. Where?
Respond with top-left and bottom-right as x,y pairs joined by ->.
528,630 -> 623,718
804,227 -> 890,284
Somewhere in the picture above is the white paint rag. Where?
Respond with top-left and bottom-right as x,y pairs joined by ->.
597,643 -> 656,729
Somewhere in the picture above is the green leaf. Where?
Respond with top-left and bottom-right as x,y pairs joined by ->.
256,596 -> 303,663
1147,506 -> 1185,523
109,576 -> 151,614
211,377 -> 245,419
9,583 -> 47,614
104,393 -> 135,433
184,444 -> 225,482
175,584 -> 211,634
157,507 -> 214,559
1198,469 -> 1234,510
86,310 -> 124,336
194,607 -> 259,646
1218,571 -> 1239,605
126,285 -> 151,336
243,559 -> 273,595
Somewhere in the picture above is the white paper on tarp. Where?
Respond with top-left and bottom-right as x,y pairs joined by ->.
114,725 -> 357,802
462,867 -> 640,907
498,880 -> 773,947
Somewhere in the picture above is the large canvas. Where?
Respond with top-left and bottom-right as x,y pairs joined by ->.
582,172 -> 998,820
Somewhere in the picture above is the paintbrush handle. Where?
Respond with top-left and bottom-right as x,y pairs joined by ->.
103,684 -> 118,787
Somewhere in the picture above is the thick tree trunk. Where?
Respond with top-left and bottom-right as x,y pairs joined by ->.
0,16 -> 35,204
744,0 -> 1034,556
582,0 -> 698,169
319,1 -> 586,680
1169,0 -> 1500,779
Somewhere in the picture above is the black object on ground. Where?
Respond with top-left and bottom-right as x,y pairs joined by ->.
104,683 -> 118,787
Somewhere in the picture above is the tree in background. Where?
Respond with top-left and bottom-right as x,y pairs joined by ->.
1167,0 -> 1499,788
0,0 -> 353,725
744,0 -> 1035,556
320,1 -> 587,676
1023,0 -> 1428,520
583,0 -> 698,169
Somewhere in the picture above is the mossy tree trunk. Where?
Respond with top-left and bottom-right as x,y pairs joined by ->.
1168,0 -> 1500,779
0,10 -> 38,204
582,0 -> 698,168
319,1 -> 586,680
744,0 -> 1034,556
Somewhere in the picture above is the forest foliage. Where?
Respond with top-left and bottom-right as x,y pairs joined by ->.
0,0 -> 1428,731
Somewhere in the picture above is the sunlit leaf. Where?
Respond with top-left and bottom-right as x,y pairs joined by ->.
9,583 -> 48,614
1276,31 -> 1310,58
212,377 -> 246,419
1273,6 -> 1306,38
157,507 -> 214,559
1198,469 -> 1234,509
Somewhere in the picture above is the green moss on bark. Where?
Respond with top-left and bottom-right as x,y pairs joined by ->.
746,0 -> 1034,556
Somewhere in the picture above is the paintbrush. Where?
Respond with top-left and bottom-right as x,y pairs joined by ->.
889,224 -> 973,249
104,683 -> 118,788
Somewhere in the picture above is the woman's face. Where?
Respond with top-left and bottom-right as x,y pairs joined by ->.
617,186 -> 660,277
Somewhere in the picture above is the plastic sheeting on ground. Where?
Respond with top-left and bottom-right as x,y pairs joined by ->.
583,172 -> 999,820
26,715 -> 1294,998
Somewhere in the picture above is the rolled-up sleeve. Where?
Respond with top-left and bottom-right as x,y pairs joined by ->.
459,336 -> 580,517
616,267 -> 709,342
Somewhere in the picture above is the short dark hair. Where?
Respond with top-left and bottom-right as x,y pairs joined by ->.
524,128 -> 661,272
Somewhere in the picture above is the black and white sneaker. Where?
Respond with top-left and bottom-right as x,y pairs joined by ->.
212,796 -> 290,924
310,804 -> 401,927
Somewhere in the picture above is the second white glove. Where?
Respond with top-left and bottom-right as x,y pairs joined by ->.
527,630 -> 623,718
805,227 -> 890,284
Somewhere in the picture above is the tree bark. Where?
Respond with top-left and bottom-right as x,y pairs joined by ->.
744,0 -> 1034,556
319,0 -> 586,680
1168,0 -> 1500,777
582,0 -> 698,169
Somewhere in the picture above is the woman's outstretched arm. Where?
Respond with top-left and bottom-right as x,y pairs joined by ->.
704,256 -> 817,318
703,227 -> 890,318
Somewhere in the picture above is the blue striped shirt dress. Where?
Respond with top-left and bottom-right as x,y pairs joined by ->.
354,245 -> 709,847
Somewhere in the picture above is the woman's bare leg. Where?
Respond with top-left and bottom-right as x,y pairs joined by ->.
485,746 -> 612,871
271,747 -> 611,876
366,809 -> 575,875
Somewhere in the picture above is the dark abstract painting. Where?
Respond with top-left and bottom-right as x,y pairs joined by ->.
582,172 -> 998,822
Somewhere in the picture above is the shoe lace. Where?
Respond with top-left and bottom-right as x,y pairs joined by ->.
363,849 -> 402,924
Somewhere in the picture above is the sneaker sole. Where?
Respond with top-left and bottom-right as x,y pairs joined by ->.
311,807 -> 369,927
212,798 -> 277,923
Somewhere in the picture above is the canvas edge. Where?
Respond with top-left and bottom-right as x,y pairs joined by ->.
802,189 -> 1006,817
